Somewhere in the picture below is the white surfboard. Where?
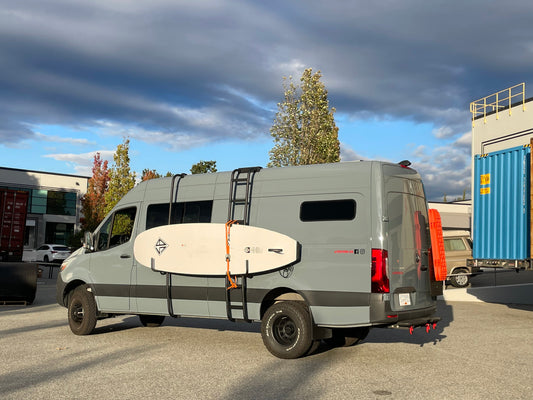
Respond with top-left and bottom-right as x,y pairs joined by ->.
133,223 -> 299,276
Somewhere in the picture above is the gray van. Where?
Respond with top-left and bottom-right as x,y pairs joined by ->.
57,161 -> 441,359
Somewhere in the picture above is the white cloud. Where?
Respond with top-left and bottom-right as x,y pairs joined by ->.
44,150 -> 114,176
340,143 -> 370,162
34,132 -> 95,146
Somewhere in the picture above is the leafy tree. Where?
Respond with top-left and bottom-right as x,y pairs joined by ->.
141,169 -> 162,181
268,68 -> 340,167
80,152 -> 110,232
104,138 -> 136,214
191,160 -> 217,174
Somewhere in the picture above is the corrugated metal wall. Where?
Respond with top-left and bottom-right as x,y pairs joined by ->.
473,145 -> 531,260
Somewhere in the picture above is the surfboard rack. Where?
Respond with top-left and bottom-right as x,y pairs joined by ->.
164,173 -> 187,319
225,263 -> 251,323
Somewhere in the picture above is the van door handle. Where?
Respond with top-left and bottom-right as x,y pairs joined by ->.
120,254 -> 131,259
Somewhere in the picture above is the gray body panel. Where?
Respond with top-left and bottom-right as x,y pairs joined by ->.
58,161 -> 437,328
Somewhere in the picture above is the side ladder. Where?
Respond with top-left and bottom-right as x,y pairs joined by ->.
164,173 -> 186,318
225,167 -> 262,322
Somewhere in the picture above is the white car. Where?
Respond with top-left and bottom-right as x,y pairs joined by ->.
35,244 -> 72,263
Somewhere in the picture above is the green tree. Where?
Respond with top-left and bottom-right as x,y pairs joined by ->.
268,68 -> 340,167
104,138 -> 136,214
191,160 -> 217,174
80,152 -> 110,232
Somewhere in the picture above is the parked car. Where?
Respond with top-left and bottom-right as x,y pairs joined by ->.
35,244 -> 72,263
443,231 -> 481,288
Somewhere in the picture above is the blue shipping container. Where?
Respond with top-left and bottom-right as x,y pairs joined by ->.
473,145 -> 531,260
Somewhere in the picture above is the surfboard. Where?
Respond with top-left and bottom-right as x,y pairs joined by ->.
133,223 -> 299,276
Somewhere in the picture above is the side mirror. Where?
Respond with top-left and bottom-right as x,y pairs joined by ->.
83,231 -> 95,252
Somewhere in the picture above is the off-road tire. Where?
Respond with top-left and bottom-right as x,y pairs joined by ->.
261,301 -> 313,359
68,285 -> 97,335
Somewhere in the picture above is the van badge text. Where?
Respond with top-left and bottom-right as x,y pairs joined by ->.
334,249 -> 365,255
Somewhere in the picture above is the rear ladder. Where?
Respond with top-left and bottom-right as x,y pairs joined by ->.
225,167 -> 262,322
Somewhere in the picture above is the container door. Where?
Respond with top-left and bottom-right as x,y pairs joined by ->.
386,188 -> 433,312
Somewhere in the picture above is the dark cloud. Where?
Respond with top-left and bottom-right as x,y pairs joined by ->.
1,0 -> 532,149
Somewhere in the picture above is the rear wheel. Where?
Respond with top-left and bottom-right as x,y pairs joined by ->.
450,268 -> 469,288
139,315 -> 165,327
68,285 -> 97,335
261,301 -> 313,359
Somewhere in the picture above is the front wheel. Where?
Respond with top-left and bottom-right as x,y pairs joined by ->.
68,285 -> 97,335
449,269 -> 470,288
261,301 -> 313,359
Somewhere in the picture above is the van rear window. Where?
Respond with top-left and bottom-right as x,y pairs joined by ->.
300,199 -> 356,222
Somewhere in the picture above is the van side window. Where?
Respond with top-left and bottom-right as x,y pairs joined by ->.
146,201 -> 213,230
95,207 -> 137,251
300,199 -> 356,222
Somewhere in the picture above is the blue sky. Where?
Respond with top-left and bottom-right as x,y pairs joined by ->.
2,0 -> 533,200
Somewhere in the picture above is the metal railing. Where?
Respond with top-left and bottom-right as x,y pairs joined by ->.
470,83 -> 525,126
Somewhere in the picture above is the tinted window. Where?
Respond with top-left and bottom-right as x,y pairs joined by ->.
300,199 -> 356,222
96,207 -> 137,251
146,201 -> 213,230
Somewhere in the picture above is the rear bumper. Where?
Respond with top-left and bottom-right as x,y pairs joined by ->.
369,293 -> 438,327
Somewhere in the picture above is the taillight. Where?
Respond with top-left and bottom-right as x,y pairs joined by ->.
371,249 -> 390,293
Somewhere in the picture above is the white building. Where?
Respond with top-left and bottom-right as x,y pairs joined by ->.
0,167 -> 89,250
470,83 -> 533,155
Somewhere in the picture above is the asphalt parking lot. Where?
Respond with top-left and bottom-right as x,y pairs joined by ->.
1,279 -> 532,400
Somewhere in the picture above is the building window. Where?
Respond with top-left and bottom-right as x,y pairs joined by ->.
300,199 -> 356,222
31,190 -> 48,214
45,222 -> 74,245
29,190 -> 77,216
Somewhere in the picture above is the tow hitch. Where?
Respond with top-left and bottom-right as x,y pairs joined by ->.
392,317 -> 441,335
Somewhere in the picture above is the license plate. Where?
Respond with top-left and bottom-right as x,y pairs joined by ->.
399,293 -> 411,306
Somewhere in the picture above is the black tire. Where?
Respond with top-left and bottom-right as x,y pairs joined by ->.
68,285 -> 97,335
139,315 -> 165,327
325,326 -> 370,347
43,255 -> 49,263
450,268 -> 470,288
261,301 -> 313,359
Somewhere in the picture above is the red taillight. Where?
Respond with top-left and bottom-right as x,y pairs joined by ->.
371,249 -> 390,293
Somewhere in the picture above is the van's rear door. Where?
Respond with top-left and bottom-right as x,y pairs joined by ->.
384,165 -> 434,312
